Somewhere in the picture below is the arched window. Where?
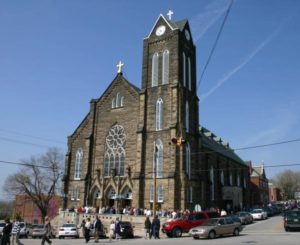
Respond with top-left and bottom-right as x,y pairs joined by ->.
185,142 -> 191,179
237,174 -> 240,186
74,148 -> 83,180
156,98 -> 163,131
154,139 -> 163,178
162,50 -> 169,85
210,166 -> 214,200
151,53 -> 159,87
244,176 -> 247,188
185,101 -> 189,132
229,172 -> 233,186
71,187 -> 80,201
182,52 -> 186,87
120,96 -> 124,107
158,185 -> 164,203
104,125 -> 126,177
188,57 -> 191,90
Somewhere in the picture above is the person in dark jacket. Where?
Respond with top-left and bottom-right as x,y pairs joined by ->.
1,218 -> 12,245
93,216 -> 102,242
114,218 -> 121,240
144,216 -> 151,239
151,215 -> 160,239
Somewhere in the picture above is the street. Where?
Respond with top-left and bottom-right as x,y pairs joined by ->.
17,215 -> 300,245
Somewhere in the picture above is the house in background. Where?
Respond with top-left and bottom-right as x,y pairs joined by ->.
13,195 -> 61,224
247,162 -> 269,206
268,182 -> 282,203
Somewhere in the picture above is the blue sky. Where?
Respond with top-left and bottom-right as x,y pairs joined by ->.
1,0 -> 300,199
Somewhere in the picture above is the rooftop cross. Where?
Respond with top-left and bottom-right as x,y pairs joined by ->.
116,61 -> 124,74
167,10 -> 174,20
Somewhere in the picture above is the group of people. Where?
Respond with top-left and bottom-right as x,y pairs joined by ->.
80,215 -> 105,243
144,215 -> 161,239
0,216 -> 52,245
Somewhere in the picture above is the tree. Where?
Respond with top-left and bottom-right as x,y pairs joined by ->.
3,148 -> 64,223
273,170 -> 300,200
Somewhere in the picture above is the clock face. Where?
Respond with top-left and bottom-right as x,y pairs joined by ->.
185,29 -> 190,40
155,25 -> 166,36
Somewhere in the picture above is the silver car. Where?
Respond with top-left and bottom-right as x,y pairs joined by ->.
189,217 -> 242,239
58,224 -> 79,239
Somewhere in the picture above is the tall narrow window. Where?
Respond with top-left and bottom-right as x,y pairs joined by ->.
220,170 -> 224,186
104,125 -> 126,177
188,57 -> 191,90
185,142 -> 191,179
156,98 -> 163,131
151,53 -> 159,87
237,174 -> 240,186
150,185 -> 154,202
154,139 -> 163,178
229,172 -> 233,186
210,166 -> 214,200
185,101 -> 189,132
158,185 -> 164,202
120,96 -> 124,107
74,148 -> 83,180
162,50 -> 169,84
112,98 -> 116,108
182,52 -> 186,87
189,187 -> 193,203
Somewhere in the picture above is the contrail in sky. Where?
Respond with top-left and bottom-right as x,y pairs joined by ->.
190,0 -> 231,43
200,25 -> 283,102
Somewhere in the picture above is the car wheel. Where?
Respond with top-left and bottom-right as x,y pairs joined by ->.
233,228 -> 239,236
208,230 -> 216,239
285,227 -> 289,232
193,236 -> 199,239
166,233 -> 173,238
172,228 -> 182,237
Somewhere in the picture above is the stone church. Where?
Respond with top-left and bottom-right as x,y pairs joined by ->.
62,13 -> 250,213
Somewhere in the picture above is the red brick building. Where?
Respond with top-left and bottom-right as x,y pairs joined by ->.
13,195 -> 61,224
248,163 -> 269,207
268,182 -> 282,202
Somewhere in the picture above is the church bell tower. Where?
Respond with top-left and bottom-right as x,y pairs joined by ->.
134,11 -> 200,211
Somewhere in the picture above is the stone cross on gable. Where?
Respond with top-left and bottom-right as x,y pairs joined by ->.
167,10 -> 174,20
116,61 -> 124,74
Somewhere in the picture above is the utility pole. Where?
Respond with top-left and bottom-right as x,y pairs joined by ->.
153,144 -> 158,216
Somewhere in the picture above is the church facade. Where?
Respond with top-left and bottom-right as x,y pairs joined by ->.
62,14 -> 250,213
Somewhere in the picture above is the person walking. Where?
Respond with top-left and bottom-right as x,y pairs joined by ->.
144,216 -> 151,239
41,216 -> 52,245
11,220 -> 23,245
151,215 -> 160,239
109,220 -> 115,242
114,218 -> 121,240
1,218 -> 12,245
80,219 -> 86,238
93,216 -> 102,243
84,217 -> 91,243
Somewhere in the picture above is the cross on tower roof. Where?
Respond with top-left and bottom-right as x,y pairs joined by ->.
116,61 -> 124,74
167,10 -> 174,20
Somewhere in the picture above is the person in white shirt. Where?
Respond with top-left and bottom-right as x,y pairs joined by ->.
109,220 -> 115,242
11,220 -> 23,245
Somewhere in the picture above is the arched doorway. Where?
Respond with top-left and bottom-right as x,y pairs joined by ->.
106,187 -> 117,208
120,186 -> 132,208
91,187 -> 101,208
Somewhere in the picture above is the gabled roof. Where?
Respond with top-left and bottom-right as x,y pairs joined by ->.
251,165 -> 266,178
146,14 -> 176,39
199,126 -> 245,165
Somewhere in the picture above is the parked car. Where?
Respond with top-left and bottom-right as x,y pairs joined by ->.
118,221 -> 134,238
236,212 -> 253,225
189,217 -> 243,239
0,222 -> 5,237
284,210 -> 300,231
18,222 -> 29,238
250,209 -> 267,220
227,215 -> 242,224
58,223 -> 79,239
30,224 -> 56,238
162,211 -> 220,238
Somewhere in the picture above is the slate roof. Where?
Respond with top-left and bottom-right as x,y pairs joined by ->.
199,125 -> 245,165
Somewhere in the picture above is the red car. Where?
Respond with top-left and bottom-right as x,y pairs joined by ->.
162,211 -> 219,237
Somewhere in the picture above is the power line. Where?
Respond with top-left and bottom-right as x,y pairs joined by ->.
0,160 -> 63,171
197,0 -> 234,90
0,128 -> 65,145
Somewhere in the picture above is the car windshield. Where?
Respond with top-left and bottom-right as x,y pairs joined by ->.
62,224 -> 76,228
286,211 -> 300,218
202,219 -> 218,226
238,212 -> 246,216
120,222 -> 131,227
0,223 -> 5,227
207,212 -> 219,218
251,210 -> 262,213
35,225 -> 44,229
19,223 -> 25,228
